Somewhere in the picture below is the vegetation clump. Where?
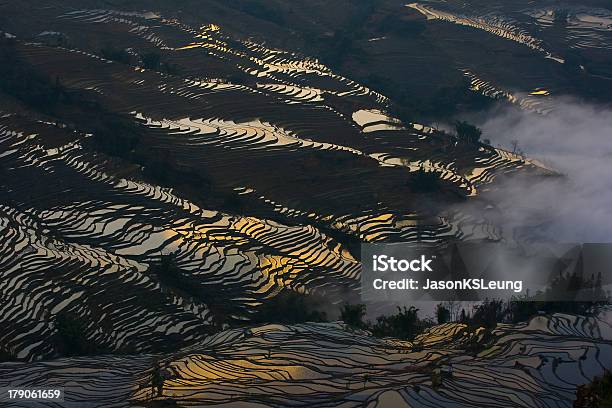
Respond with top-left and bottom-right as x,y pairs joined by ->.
340,303 -> 368,330
574,370 -> 612,408
0,342 -> 15,362
0,38 -> 69,113
453,271 -> 609,329
470,299 -> 505,329
149,253 -> 209,301
507,270 -> 608,323
371,306 -> 432,340
100,45 -> 131,64
341,304 -> 433,340
455,120 -> 482,144
340,275 -> 609,344
435,303 -> 451,324
408,167 -> 442,193
253,290 -> 328,324
140,51 -> 181,75
54,311 -> 108,356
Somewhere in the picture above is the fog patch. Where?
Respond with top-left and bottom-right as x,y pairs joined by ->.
472,99 -> 612,243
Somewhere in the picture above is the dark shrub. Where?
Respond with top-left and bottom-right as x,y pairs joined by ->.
408,167 -> 441,193
574,370 -> 612,407
371,306 -> 433,340
471,299 -> 505,329
455,120 -> 482,144
0,41 -> 67,112
101,46 -> 130,64
55,311 -> 106,356
340,303 -> 368,329
436,303 -> 450,324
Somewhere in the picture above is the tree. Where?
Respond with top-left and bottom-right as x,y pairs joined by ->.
100,46 -> 130,64
340,303 -> 367,329
510,139 -> 519,154
54,311 -> 106,356
471,299 -> 505,329
371,306 -> 429,340
150,361 -> 166,398
574,370 -> 612,407
455,120 -> 482,144
0,342 -> 14,362
436,303 -> 450,324
408,167 -> 441,193
443,300 -> 460,321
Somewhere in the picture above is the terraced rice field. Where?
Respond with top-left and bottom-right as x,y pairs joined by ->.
407,3 -> 564,63
2,308 -> 611,407
462,70 -> 556,115
0,6 -> 553,363
2,3 -> 610,407
406,0 -> 612,112
528,6 -> 612,52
